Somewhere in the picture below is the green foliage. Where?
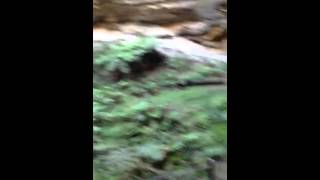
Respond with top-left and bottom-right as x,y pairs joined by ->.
93,38 -> 227,179
94,37 -> 157,76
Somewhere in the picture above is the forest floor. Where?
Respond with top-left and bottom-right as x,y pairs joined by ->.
93,22 -> 227,180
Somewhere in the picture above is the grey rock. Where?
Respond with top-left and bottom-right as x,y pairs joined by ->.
155,37 -> 227,64
177,22 -> 210,36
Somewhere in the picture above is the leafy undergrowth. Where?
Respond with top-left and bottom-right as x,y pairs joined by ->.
93,37 -> 227,180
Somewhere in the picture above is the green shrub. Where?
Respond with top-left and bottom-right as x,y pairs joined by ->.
93,38 -> 227,179
93,37 -> 157,80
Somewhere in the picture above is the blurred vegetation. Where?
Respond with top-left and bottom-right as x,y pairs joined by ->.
93,37 -> 227,180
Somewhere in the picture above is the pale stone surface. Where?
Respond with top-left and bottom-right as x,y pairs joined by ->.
155,37 -> 227,64
93,29 -> 138,42
118,24 -> 175,37
93,28 -> 227,64
177,21 -> 210,36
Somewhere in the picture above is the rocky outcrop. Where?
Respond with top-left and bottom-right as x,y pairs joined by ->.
93,0 -> 227,25
94,0 -> 227,25
94,0 -> 227,49
94,0 -> 200,24
93,0 -> 227,62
